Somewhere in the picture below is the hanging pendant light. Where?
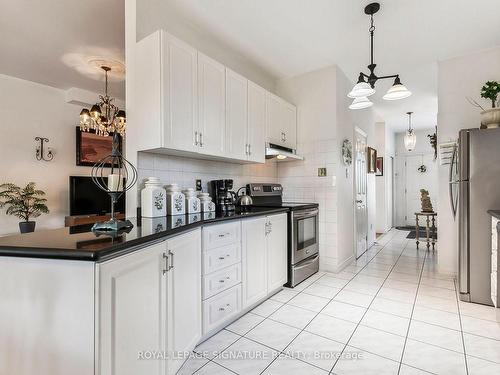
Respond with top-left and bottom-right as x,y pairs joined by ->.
404,112 -> 417,151
349,96 -> 374,110
79,66 -> 126,137
348,3 -> 411,109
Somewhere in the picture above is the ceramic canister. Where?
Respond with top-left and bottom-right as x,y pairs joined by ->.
141,177 -> 167,218
165,183 -> 185,216
183,188 -> 201,214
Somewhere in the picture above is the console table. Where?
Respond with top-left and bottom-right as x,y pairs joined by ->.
415,212 -> 437,251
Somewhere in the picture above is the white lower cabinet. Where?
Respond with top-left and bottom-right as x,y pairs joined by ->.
241,213 -> 288,309
97,229 -> 202,375
241,216 -> 268,307
203,284 -> 242,334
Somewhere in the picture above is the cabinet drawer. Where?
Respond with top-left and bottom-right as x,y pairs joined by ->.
203,263 -> 241,299
202,222 -> 241,250
203,242 -> 241,274
203,284 -> 242,334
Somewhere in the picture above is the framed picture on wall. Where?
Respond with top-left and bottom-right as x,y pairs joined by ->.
376,157 -> 384,176
75,127 -> 122,167
367,147 -> 377,173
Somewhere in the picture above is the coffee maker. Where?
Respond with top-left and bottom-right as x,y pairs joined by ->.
209,179 -> 236,213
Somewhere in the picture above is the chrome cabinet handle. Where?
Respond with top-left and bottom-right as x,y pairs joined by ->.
356,200 -> 363,203
168,250 -> 174,270
162,253 -> 168,275
218,256 -> 225,260
218,232 -> 230,238
194,131 -> 199,146
199,132 -> 204,147
219,303 -> 231,311
248,144 -> 252,155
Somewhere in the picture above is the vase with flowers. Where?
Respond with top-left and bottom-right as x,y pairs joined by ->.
468,80 -> 500,128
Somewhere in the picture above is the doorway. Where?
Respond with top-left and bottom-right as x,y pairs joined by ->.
354,128 -> 368,258
395,153 -> 438,226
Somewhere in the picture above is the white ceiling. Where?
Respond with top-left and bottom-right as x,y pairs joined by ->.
0,0 -> 125,99
162,0 -> 500,131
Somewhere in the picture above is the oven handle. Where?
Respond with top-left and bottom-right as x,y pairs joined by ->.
294,254 -> 319,270
292,209 -> 319,220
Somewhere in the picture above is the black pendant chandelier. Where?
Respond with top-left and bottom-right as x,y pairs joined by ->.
348,2 -> 412,110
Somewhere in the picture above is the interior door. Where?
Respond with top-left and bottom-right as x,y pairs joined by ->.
405,154 -> 438,226
198,52 -> 225,156
167,229 -> 202,375
354,129 -> 368,258
226,69 -> 248,160
247,81 -> 266,163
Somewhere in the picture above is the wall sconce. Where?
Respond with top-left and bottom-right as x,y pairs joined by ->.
35,137 -> 54,161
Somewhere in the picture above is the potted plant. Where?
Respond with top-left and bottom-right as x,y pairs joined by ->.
468,80 -> 500,128
0,182 -> 49,233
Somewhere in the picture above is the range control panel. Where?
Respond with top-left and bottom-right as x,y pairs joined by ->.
246,183 -> 283,197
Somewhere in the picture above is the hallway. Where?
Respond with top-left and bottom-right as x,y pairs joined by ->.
183,229 -> 500,374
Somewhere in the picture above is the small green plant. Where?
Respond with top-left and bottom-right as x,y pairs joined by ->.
481,81 -> 500,108
0,182 -> 49,222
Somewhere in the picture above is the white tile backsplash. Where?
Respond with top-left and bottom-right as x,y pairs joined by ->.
137,152 -> 279,193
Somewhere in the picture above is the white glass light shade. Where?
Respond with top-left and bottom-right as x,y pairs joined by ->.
348,82 -> 376,98
404,130 -> 417,151
383,83 -> 412,101
349,96 -> 373,110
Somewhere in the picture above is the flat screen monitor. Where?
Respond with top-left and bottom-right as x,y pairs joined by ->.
69,176 -> 125,216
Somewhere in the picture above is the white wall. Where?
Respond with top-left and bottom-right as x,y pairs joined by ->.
375,122 -> 396,233
276,66 -> 376,272
0,74 -> 92,235
437,47 -> 500,274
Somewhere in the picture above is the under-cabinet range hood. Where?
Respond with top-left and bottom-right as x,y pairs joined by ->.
265,143 -> 304,161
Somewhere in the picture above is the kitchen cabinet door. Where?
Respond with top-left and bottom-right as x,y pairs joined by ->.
166,229 -> 202,375
241,216 -> 268,308
163,33 -> 199,152
282,101 -> 297,150
98,242 -> 167,375
266,213 -> 288,292
198,52 -> 226,157
266,92 -> 285,146
226,69 -> 248,161
247,81 -> 266,163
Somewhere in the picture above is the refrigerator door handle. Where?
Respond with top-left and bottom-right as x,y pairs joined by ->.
449,144 -> 458,218
458,180 -> 469,298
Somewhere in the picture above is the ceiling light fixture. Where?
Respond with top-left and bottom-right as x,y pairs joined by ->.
348,2 -> 412,109
404,111 -> 417,151
349,96 -> 373,110
79,66 -> 126,137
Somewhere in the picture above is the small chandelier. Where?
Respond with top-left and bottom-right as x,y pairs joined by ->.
79,66 -> 126,137
348,3 -> 412,109
404,111 -> 417,152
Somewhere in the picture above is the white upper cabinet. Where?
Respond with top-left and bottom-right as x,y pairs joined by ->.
198,52 -> 226,157
282,101 -> 297,149
135,29 -> 296,162
266,92 -> 284,146
247,82 -> 266,163
266,93 -> 297,150
163,34 -> 199,152
226,69 -> 248,160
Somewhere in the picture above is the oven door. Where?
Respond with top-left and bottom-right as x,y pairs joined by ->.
291,208 -> 319,264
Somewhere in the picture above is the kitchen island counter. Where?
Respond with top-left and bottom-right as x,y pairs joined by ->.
0,207 -> 289,261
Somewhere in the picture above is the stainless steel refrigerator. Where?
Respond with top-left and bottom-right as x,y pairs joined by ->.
450,128 -> 500,305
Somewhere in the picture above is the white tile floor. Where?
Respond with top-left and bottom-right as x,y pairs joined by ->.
180,229 -> 500,374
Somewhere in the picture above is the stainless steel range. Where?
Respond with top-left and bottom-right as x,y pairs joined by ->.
247,183 -> 319,287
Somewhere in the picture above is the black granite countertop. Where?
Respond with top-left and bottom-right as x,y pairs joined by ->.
0,207 -> 289,262
488,210 -> 500,220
